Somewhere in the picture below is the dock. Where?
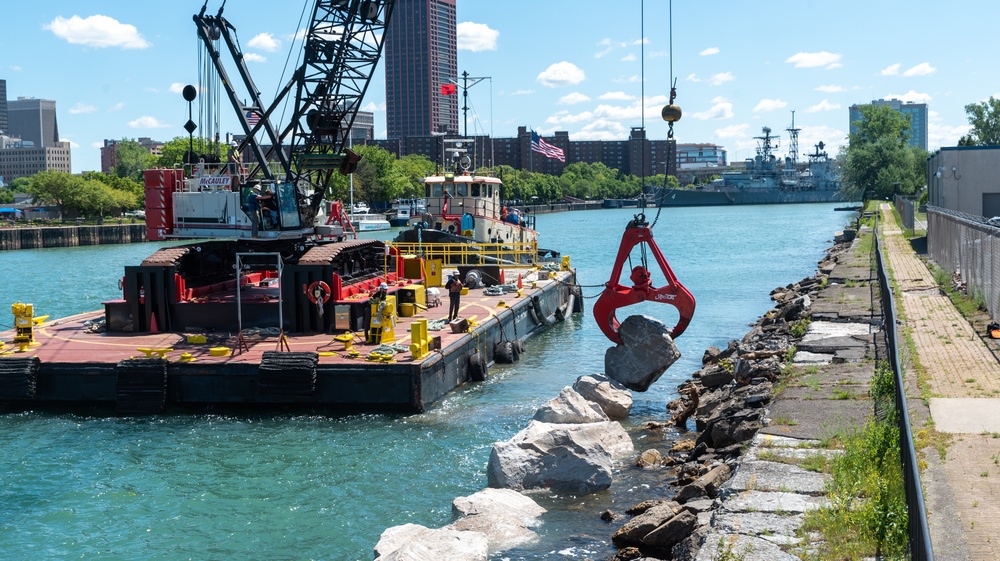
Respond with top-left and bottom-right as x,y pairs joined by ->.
0,268 -> 579,413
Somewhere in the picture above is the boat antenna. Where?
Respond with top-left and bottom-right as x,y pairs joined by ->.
651,0 -> 678,228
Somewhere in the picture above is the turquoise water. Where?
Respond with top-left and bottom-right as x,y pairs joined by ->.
0,204 -> 850,560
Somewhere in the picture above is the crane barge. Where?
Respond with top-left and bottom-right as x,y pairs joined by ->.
0,0 -> 579,413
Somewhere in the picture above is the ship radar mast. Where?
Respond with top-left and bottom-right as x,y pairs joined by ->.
786,110 -> 800,165
754,127 -> 779,160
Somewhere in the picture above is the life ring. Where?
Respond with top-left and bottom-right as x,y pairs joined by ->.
306,281 -> 331,304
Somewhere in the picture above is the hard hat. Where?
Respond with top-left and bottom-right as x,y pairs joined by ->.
379,282 -> 387,289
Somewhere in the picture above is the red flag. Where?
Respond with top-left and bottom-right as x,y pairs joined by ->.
440,83 -> 457,95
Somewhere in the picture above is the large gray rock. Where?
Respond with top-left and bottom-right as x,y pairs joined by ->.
448,488 -> 546,551
533,386 -> 609,423
487,420 -> 633,493
605,315 -> 681,391
573,373 -> 633,420
374,524 -> 488,561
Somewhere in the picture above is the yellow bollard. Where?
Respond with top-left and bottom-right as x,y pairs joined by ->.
409,319 -> 429,359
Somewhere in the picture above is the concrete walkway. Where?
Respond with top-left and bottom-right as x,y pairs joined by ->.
879,202 -> 1000,561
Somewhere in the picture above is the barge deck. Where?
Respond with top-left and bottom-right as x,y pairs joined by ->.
0,268 -> 578,413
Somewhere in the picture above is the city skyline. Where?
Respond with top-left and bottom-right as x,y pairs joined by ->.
2,0 -> 997,174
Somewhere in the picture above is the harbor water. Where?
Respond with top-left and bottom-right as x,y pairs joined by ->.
0,204 -> 850,560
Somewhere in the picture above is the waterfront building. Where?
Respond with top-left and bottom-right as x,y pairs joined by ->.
371,126 -> 720,178
927,145 -> 1000,217
385,0 -> 458,139
849,98 -> 928,151
0,138 -> 72,182
0,79 -> 8,135
100,137 -> 165,174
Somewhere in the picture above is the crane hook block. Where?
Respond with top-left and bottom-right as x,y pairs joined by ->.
592,220 -> 695,344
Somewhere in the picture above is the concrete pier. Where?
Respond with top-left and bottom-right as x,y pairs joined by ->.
0,224 -> 147,250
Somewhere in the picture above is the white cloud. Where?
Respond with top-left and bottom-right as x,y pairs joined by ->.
110,102 -> 126,111
61,138 -> 80,149
599,91 -> 634,101
594,46 -> 614,59
457,22 -> 499,52
247,33 -> 280,52
886,90 -> 933,104
700,47 -> 720,56
714,123 -> 750,139
90,141 -> 104,149
800,125 -> 847,155
169,83 -> 186,94
570,119 -> 630,141
537,62 -> 585,87
880,63 -> 901,76
558,92 -> 591,105
45,15 -> 150,49
244,53 -> 267,63
685,73 -> 701,83
68,102 -> 97,115
903,62 -> 936,77
631,38 -> 647,46
509,89 -> 535,96
929,123 -> 971,150
708,72 -> 735,86
816,85 -> 846,93
129,116 -> 172,128
10,65 -> 21,72
598,38 -> 612,46
621,54 -> 636,62
546,111 -> 595,126
785,51 -> 841,69
144,87 -> 159,93
691,97 -> 734,120
362,101 -> 386,112
807,99 -> 841,112
753,99 -> 787,112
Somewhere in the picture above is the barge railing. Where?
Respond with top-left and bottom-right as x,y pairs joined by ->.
389,241 -> 540,268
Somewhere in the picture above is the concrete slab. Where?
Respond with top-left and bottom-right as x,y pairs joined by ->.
781,384 -> 868,401
792,351 -> 832,364
711,512 -> 805,544
695,532 -> 800,561
717,490 -> 828,514
929,398 -> 1000,433
760,398 -> 872,441
723,460 -> 828,495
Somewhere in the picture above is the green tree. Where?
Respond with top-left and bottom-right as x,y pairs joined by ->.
82,171 -> 144,209
960,96 -> 1000,146
157,136 -> 231,168
396,154 -> 436,197
843,105 -> 922,201
112,138 -> 157,182
28,170 -> 83,218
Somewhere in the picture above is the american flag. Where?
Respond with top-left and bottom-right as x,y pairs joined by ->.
531,131 -> 565,162
246,110 -> 260,127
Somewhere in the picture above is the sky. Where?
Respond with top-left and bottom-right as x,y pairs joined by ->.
3,0 -> 999,175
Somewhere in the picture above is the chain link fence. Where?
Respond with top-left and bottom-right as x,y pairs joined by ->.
894,194 -> 916,231
927,205 -> 1000,320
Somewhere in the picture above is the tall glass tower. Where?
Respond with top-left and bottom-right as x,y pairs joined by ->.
385,0 -> 458,139
849,98 -> 928,151
8,97 -> 60,148
0,80 -> 8,135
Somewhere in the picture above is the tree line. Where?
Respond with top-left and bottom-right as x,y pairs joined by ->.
9,96 -> 1000,218
842,96 -> 1000,202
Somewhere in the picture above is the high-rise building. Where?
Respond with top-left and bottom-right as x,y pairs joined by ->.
849,98 -> 928,151
8,97 -> 60,148
0,79 -> 8,135
1,96 -> 72,180
384,0 -> 458,139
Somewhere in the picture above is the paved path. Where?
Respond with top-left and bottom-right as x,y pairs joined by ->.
879,203 -> 1000,560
